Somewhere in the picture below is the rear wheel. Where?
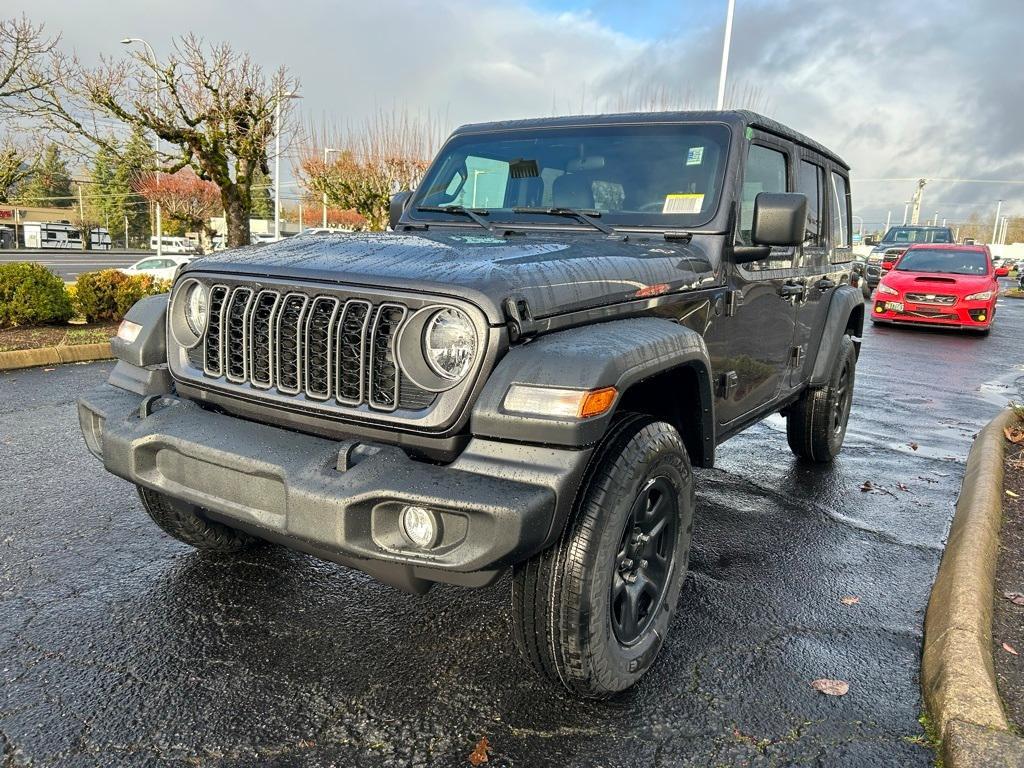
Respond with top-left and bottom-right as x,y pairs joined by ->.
511,415 -> 694,698
786,335 -> 857,462
137,486 -> 259,553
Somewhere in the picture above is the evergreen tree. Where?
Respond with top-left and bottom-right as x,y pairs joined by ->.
117,127 -> 153,247
16,143 -> 72,207
249,166 -> 274,220
89,142 -> 121,236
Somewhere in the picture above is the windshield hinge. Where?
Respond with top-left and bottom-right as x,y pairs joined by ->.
503,296 -> 538,342
663,231 -> 693,243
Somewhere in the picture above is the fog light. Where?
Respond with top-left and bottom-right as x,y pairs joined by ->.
875,304 -> 884,313
400,505 -> 442,549
978,313 -> 987,322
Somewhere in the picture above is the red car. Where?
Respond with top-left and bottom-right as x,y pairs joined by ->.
872,244 -> 997,333
995,261 -> 1011,277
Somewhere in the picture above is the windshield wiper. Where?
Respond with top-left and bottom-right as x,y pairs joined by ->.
416,205 -> 496,233
512,207 -> 615,235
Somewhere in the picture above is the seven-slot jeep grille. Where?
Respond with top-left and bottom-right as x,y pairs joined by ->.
196,284 -> 428,412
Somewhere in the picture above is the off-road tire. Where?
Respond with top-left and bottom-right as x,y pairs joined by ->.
786,334 -> 857,462
137,486 -> 259,552
511,414 -> 694,698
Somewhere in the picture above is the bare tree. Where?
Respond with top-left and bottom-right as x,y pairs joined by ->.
297,108 -> 446,231
18,34 -> 297,247
0,15 -> 58,104
0,137 -> 41,202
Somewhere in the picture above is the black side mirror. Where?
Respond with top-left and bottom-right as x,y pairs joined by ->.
733,192 -> 807,264
389,190 -> 413,230
752,192 -> 806,246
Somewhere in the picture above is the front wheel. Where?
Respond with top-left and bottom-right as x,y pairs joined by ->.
786,335 -> 857,462
137,486 -> 260,553
511,415 -> 694,698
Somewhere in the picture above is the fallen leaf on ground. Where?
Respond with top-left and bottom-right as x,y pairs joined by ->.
1006,490 -> 1019,499
297,739 -> 315,748
910,442 -> 919,450
860,481 -> 874,492
1003,643 -> 1019,656
841,596 -> 860,606
1005,426 -> 1024,444
896,482 -> 910,491
468,736 -> 491,766
811,678 -> 849,696
43,367 -> 54,372
1004,592 -> 1024,606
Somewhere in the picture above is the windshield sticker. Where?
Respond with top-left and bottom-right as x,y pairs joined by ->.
662,193 -> 704,214
686,146 -> 704,166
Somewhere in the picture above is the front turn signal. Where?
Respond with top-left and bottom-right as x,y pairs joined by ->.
504,385 -> 618,419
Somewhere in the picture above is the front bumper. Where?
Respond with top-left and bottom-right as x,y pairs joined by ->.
871,297 -> 994,329
79,382 -> 592,591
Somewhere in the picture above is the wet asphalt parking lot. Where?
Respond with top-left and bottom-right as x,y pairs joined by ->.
2,283 -> 1022,767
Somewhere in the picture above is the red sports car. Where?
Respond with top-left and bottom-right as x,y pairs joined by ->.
871,244 -> 997,332
995,262 -> 1011,277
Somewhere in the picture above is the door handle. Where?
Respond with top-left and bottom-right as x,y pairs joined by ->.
815,278 -> 836,290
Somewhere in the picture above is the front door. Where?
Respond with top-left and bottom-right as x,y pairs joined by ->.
706,139 -> 800,428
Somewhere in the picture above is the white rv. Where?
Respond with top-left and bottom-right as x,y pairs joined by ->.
22,221 -> 112,250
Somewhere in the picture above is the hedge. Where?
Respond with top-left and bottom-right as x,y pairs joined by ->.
74,269 -> 171,323
0,262 -> 74,328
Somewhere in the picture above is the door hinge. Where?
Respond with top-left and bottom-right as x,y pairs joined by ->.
719,370 -> 739,398
789,345 -> 806,369
725,289 -> 744,317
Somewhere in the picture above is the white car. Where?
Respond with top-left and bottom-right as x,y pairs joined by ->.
119,255 -> 193,281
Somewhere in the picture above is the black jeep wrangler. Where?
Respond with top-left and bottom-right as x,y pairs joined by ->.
79,110 -> 863,698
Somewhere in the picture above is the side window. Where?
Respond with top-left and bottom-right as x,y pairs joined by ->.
454,156 -> 509,208
827,174 -> 851,262
739,144 -> 788,245
797,161 -> 824,247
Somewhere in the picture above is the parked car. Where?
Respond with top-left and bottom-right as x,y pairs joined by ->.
119,255 -> 193,282
855,225 -> 955,297
871,244 -> 997,333
995,259 -> 1010,277
79,110 -> 864,698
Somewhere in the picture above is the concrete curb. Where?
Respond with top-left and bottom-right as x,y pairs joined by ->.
0,342 -> 113,371
922,407 -> 1024,767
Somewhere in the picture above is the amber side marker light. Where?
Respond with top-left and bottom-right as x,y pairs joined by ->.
579,387 -> 617,418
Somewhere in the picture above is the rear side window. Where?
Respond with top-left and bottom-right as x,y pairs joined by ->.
797,161 -> 824,247
830,172 -> 851,249
739,145 -> 787,245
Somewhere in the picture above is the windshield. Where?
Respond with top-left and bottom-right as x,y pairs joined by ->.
410,123 -> 731,229
881,226 -> 953,244
895,248 -> 990,275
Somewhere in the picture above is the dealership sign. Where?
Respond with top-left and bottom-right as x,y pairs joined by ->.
0,209 -> 12,219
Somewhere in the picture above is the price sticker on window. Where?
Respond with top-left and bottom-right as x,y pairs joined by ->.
662,193 -> 704,214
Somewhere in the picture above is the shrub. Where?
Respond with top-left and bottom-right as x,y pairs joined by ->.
74,269 -> 171,323
0,262 -> 74,328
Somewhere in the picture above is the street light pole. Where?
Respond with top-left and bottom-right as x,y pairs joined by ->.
902,202 -> 909,225
322,146 -> 342,227
273,89 -> 302,241
885,210 -> 891,232
121,37 -> 162,257
716,0 -> 736,110
992,199 -> 1003,244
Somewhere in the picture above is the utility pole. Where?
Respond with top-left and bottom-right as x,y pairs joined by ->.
716,0 -> 736,110
273,89 -> 302,241
992,199 -> 1003,244
322,147 -> 343,227
77,183 -> 86,251
885,210 -> 892,232
932,212 -> 938,226
1000,215 -> 1009,245
902,202 -> 909,225
909,179 -> 926,225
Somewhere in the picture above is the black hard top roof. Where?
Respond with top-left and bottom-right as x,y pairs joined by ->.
451,109 -> 849,171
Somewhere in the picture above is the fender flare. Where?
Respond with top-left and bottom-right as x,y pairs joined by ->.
809,284 -> 863,387
471,316 -> 715,453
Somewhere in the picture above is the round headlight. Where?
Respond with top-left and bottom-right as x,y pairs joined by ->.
423,308 -> 476,381
184,282 -> 209,336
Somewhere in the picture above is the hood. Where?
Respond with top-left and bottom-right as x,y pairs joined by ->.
882,269 -> 995,293
181,229 -> 718,324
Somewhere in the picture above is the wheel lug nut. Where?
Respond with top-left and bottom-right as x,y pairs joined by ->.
620,558 -> 634,571
640,559 -> 648,569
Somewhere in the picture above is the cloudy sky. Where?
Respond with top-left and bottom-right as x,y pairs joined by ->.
9,0 -> 1024,228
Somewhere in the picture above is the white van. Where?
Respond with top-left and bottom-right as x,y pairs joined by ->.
150,236 -> 198,255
